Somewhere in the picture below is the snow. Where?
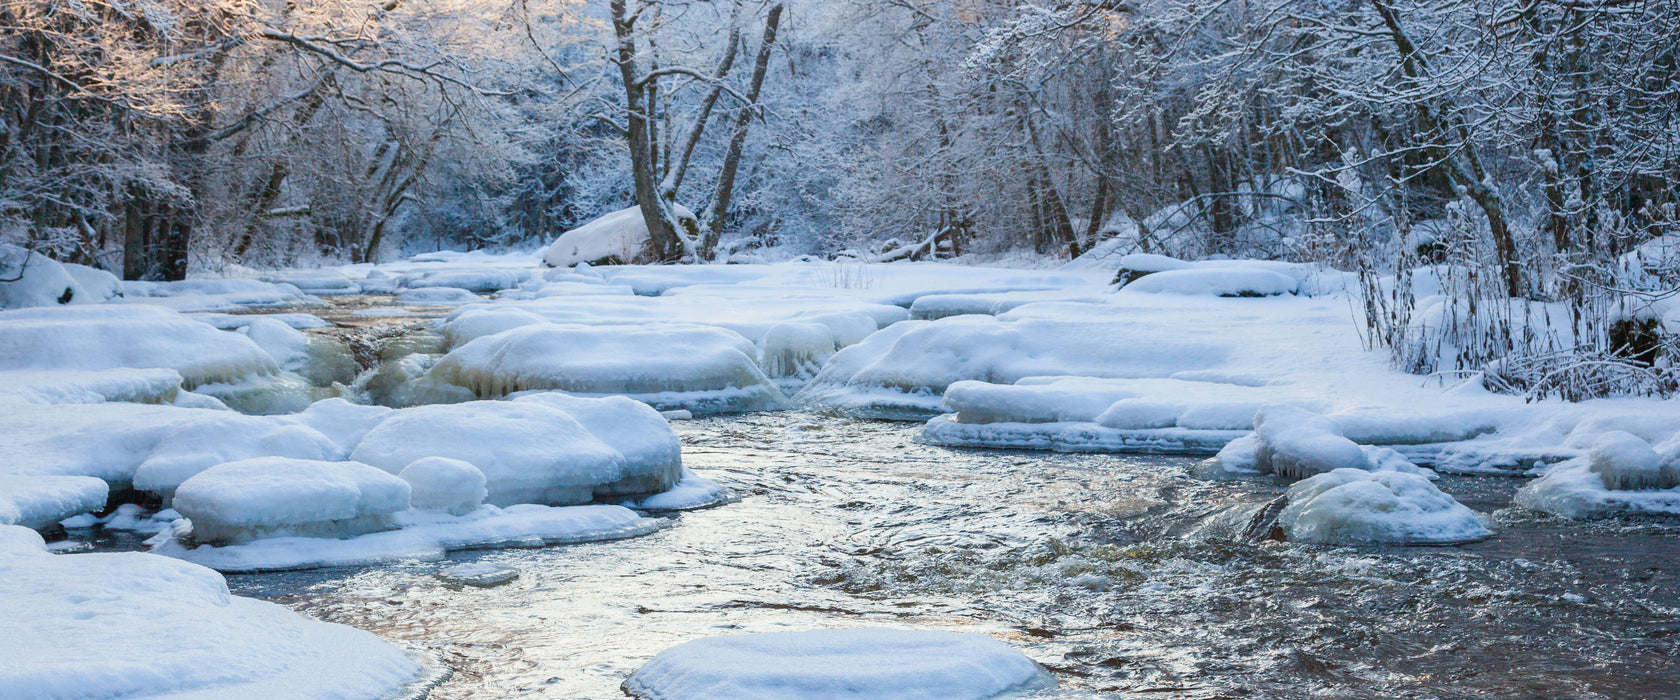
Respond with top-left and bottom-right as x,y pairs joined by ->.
0,244 -> 85,309
398,266 -> 523,293
61,262 -> 124,302
236,316 -> 310,371
348,401 -> 629,506
1254,405 -> 1370,480
623,628 -> 1056,700
119,278 -> 312,312
132,414 -> 343,501
154,503 -> 663,572
0,475 -> 108,530
1585,431 -> 1677,491
0,368 -> 184,405
192,311 -> 333,330
0,304 -> 281,389
1121,266 -> 1298,297
400,457 -> 488,516
265,269 -> 362,295
396,286 -> 482,305
424,323 -> 787,414
1279,469 -> 1492,545
172,457 -> 412,545
1514,431 -> 1680,518
543,204 -> 697,268
511,392 -> 684,495
0,525 -> 422,698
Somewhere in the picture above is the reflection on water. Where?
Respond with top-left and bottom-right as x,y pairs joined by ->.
219,412 -> 1680,699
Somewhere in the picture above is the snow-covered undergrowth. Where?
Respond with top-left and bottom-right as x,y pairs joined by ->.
0,525 -> 424,698
622,628 -> 1056,700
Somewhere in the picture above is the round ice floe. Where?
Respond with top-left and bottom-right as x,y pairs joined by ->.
350,401 -> 626,506
173,457 -> 411,545
623,628 -> 1057,700
1587,431 -> 1679,491
400,457 -> 487,515
1254,405 -> 1368,480
1279,468 -> 1490,545
437,562 -> 519,587
397,286 -> 482,305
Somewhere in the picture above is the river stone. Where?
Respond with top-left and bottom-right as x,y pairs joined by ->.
622,628 -> 1057,700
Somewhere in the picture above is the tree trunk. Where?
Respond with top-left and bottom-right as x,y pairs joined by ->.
703,3 -> 783,259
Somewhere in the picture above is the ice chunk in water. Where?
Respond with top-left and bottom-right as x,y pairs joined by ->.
758,322 -> 837,382
1279,468 -> 1491,545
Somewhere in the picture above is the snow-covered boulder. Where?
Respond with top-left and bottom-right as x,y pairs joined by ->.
1122,267 -> 1298,297
0,305 -> 281,389
348,401 -> 627,506
623,628 -> 1057,700
1279,468 -> 1491,545
1586,431 -> 1678,491
0,245 -> 84,309
173,457 -> 411,545
236,316 -> 310,371
424,323 -> 785,414
512,393 -> 684,496
1110,252 -> 1195,285
543,204 -> 698,268
396,286 -> 481,306
399,266 -> 521,293
1254,405 -> 1369,480
1515,431 -> 1680,519
61,262 -> 123,302
399,457 -> 488,516
0,475 -> 108,530
0,525 -> 423,698
132,414 -> 343,501
265,269 -> 361,295
119,278 -> 309,312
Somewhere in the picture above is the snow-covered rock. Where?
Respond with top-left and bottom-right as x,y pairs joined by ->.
1586,431 -> 1678,491
396,286 -> 482,306
120,278 -> 310,312
61,262 -> 123,302
1122,266 -> 1298,297
0,525 -> 423,698
623,628 -> 1057,700
511,392 -> 684,496
543,204 -> 698,268
265,269 -> 361,295
399,457 -> 488,516
425,323 -> 786,414
0,305 -> 281,389
0,475 -> 108,530
236,316 -> 310,371
399,266 -> 521,293
172,457 -> 411,545
1254,405 -> 1369,480
1279,468 -> 1491,545
132,414 -> 343,501
348,401 -> 627,506
624,468 -> 737,511
0,245 -> 84,309
1515,431 -> 1680,519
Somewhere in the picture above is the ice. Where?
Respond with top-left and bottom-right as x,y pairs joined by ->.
172,457 -> 412,545
1121,266 -> 1298,297
1515,454 -> 1680,519
348,401 -> 628,506
1254,405 -> 1369,480
396,286 -> 483,305
399,266 -> 523,293
1095,399 -> 1183,429
0,475 -> 108,530
0,525 -> 422,698
623,628 -> 1057,700
0,244 -> 85,309
624,467 -> 738,512
154,503 -> 663,572
511,393 -> 684,496
132,414 -> 343,501
758,322 -> 838,383
1585,431 -> 1678,491
908,289 -> 1111,320
192,311 -> 333,330
437,561 -> 519,587
190,372 -> 316,415
236,316 -> 310,371
400,457 -> 488,515
438,306 -> 549,348
424,323 -> 786,414
293,398 -> 394,451
1279,468 -> 1491,545
543,204 -> 698,268
0,304 -> 281,389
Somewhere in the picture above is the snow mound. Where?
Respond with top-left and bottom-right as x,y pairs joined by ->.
132,415 -> 343,501
0,245 -> 84,309
0,368 -> 183,405
0,525 -> 422,698
400,457 -> 488,516
396,286 -> 482,306
399,266 -> 522,293
0,475 -> 108,530
1587,431 -> 1678,491
908,289 -> 1110,320
425,323 -> 786,414
0,304 -> 281,389
1254,405 -> 1369,480
173,457 -> 411,545
349,401 -> 627,506
1122,267 -> 1298,297
61,263 -> 123,302
120,278 -> 310,312
623,628 -> 1056,700
156,503 -> 663,572
625,468 -> 737,511
543,204 -> 697,268
1279,468 -> 1491,545
265,269 -> 361,295
511,392 -> 684,496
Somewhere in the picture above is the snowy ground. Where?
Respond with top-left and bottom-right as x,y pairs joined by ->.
3,248 -> 1678,698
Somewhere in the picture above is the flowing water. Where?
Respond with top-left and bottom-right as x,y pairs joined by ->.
203,411 -> 1680,700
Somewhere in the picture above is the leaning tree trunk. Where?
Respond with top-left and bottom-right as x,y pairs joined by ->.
702,3 -> 783,259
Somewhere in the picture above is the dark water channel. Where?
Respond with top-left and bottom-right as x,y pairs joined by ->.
211,412 -> 1680,700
